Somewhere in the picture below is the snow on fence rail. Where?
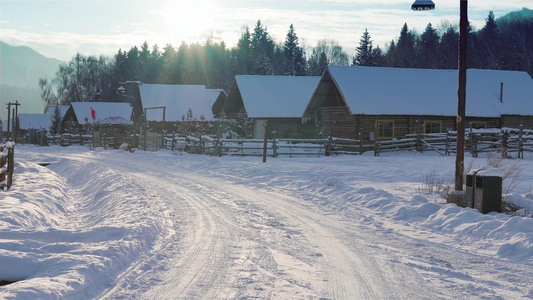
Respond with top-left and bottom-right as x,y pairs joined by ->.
17,125 -> 533,159
162,134 -> 327,157
0,142 -> 15,190
329,125 -> 533,158
160,127 -> 533,158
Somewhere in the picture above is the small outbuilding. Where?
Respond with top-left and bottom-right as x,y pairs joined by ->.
223,75 -> 321,139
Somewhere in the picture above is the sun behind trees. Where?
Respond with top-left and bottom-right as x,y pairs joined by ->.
40,10 -> 533,106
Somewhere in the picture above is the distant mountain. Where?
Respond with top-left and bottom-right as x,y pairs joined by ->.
498,7 -> 533,23
0,41 -> 62,88
0,41 -> 63,115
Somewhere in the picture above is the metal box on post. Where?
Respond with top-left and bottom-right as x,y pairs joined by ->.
465,171 -> 476,208
473,167 -> 503,214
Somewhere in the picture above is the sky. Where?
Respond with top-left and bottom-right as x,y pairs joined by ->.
0,0 -> 530,62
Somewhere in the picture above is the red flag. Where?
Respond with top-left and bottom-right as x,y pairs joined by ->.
90,107 -> 96,120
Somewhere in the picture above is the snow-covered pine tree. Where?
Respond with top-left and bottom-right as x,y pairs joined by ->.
253,55 -> 274,75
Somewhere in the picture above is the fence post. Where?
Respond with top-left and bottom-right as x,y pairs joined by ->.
172,132 -> 176,151
217,137 -> 222,157
416,132 -> 422,153
6,145 -> 14,190
518,123 -> 524,159
325,131 -> 332,156
358,130 -> 363,155
502,130 -> 509,158
262,121 -> 269,163
469,123 -> 476,157
272,133 -> 278,158
445,130 -> 450,156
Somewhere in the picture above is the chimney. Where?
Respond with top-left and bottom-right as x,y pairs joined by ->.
500,82 -> 504,103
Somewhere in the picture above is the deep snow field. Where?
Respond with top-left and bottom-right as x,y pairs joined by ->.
0,145 -> 532,299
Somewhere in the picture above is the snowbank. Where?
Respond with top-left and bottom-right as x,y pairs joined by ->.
0,149 -> 169,299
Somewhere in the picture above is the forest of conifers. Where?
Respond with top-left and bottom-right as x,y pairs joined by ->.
39,8 -> 533,107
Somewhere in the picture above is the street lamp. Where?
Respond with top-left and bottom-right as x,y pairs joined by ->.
412,0 -> 468,191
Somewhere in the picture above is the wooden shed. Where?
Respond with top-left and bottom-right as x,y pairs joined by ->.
303,66 -> 533,141
223,75 -> 320,139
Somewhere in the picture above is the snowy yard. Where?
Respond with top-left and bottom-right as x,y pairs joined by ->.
1,145 -> 532,299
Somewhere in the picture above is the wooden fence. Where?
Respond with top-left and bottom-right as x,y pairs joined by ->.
162,134 -> 327,157
19,125 -> 533,159
330,126 -> 533,158
1,142 -> 15,190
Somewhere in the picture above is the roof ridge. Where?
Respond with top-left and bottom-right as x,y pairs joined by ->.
236,75 -> 320,79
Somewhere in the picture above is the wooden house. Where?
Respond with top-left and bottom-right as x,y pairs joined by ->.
62,102 -> 133,134
303,66 -> 533,141
223,75 -> 321,139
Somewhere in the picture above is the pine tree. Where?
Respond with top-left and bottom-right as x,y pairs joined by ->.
251,20 -> 276,74
253,55 -> 273,75
478,11 -> 502,69
283,24 -> 307,76
371,46 -> 384,67
354,29 -> 373,66
231,26 -> 252,74
437,26 -> 459,69
396,23 -> 417,68
251,20 -> 274,59
419,23 -> 440,68
49,106 -> 63,135
318,51 -> 329,74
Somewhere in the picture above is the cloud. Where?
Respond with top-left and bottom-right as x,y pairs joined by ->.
0,1 -> 527,61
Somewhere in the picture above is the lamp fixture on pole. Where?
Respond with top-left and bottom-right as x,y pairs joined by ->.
411,0 -> 435,11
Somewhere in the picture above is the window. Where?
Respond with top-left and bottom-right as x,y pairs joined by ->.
424,121 -> 442,134
471,122 -> 486,129
376,120 -> 394,139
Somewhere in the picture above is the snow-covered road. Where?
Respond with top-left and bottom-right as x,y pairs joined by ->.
2,146 -> 533,299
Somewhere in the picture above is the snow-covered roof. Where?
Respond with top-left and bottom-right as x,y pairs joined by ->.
70,102 -> 132,125
18,113 -> 51,130
325,66 -> 533,117
235,75 -> 321,118
139,84 -> 214,122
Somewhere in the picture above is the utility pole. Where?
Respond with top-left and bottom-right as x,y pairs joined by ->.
455,0 -> 468,191
6,101 -> 21,142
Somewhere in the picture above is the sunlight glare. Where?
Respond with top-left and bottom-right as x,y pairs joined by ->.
164,0 -> 214,39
